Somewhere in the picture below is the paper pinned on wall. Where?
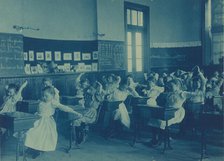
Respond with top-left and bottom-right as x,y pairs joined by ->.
45,51 -> 52,61
63,53 -> 72,60
92,51 -> 98,60
82,53 -> 91,60
28,51 -> 34,61
74,52 -> 81,61
36,52 -> 44,60
54,51 -> 61,61
92,63 -> 98,71
24,52 -> 28,61
85,65 -> 92,71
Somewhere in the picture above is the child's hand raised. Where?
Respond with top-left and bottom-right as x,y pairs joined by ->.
21,80 -> 28,88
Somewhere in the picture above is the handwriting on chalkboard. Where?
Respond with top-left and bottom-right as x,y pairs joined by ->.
98,41 -> 124,71
0,33 -> 24,76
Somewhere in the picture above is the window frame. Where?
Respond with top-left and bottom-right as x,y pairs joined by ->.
124,2 -> 150,75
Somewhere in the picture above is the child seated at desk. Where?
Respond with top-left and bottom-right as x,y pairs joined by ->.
71,81 -> 105,147
148,79 -> 195,146
24,86 -> 82,158
106,83 -> 131,129
142,76 -> 164,107
0,81 -> 28,135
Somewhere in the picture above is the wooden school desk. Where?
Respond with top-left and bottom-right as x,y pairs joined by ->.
0,111 -> 39,161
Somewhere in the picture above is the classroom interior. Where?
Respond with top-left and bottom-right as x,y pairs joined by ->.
0,0 -> 223,161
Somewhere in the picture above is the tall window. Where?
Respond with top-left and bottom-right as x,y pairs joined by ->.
125,3 -> 149,73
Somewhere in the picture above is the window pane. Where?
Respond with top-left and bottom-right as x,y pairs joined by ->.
127,46 -> 132,58
136,32 -> 142,45
128,59 -> 132,72
138,11 -> 143,26
127,9 -> 131,25
131,10 -> 137,25
136,46 -> 142,58
127,32 -> 132,45
136,59 -> 142,72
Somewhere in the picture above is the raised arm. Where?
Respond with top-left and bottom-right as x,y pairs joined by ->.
18,80 -> 28,94
53,101 -> 82,117
14,80 -> 28,101
198,70 -> 207,93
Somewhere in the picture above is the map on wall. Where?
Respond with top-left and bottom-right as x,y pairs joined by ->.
0,33 -> 24,76
98,40 -> 125,71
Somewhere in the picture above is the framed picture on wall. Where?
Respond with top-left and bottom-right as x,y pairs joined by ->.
54,51 -> 61,61
74,52 -> 81,61
45,51 -> 52,61
82,53 -> 91,60
92,63 -> 98,71
28,51 -> 34,61
92,51 -> 98,60
36,52 -> 44,60
24,52 -> 28,61
63,53 -> 72,60
85,65 -> 92,71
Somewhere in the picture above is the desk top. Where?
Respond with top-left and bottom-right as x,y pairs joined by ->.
135,104 -> 178,111
0,111 -> 39,120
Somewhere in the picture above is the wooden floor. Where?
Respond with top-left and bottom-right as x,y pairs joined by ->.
1,131 -> 224,161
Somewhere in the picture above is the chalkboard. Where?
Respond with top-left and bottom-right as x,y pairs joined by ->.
0,33 -> 24,76
98,40 -> 125,71
151,47 -> 202,68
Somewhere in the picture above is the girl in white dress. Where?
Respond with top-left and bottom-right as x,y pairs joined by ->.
142,77 -> 164,107
24,86 -> 82,158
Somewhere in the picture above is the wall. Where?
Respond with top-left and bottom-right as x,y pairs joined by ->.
150,0 -> 202,46
1,0 -> 203,72
0,0 -> 97,40
96,0 -> 202,45
1,0 -> 202,43
97,0 -> 125,41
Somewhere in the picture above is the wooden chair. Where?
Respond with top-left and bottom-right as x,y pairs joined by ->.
97,101 -> 123,139
66,102 -> 104,153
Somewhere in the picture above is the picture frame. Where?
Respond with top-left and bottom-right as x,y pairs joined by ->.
92,63 -> 98,71
36,52 -> 44,60
28,51 -> 34,61
85,65 -> 92,71
54,51 -> 61,61
63,53 -> 72,60
45,51 -> 52,61
24,52 -> 28,61
74,52 -> 81,61
82,53 -> 91,60
92,51 -> 98,60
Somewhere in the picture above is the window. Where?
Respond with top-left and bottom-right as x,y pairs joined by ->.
125,3 -> 149,73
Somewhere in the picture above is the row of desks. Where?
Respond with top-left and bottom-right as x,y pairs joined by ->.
1,98 -> 223,161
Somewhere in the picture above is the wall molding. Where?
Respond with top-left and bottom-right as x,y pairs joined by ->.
150,41 -> 202,48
